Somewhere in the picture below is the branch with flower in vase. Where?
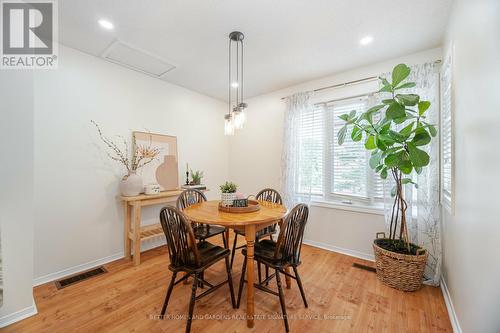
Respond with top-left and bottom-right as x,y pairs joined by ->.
91,120 -> 161,196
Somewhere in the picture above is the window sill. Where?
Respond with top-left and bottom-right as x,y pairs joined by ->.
310,200 -> 384,216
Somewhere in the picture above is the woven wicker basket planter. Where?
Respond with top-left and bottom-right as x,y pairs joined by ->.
373,233 -> 428,292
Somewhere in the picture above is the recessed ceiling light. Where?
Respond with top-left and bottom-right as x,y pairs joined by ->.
359,36 -> 374,46
98,19 -> 114,30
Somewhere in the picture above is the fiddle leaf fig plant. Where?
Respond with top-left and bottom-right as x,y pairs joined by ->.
337,64 -> 437,254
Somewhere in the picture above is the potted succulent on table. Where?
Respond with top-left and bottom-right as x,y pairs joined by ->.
337,64 -> 437,291
91,120 -> 161,196
219,181 -> 238,206
190,169 -> 204,185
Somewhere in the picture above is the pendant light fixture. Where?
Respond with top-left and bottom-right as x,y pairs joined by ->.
224,31 -> 247,135
224,113 -> 234,135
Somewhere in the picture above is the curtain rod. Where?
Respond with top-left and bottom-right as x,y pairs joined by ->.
281,59 -> 442,100
280,76 -> 377,100
314,91 -> 379,106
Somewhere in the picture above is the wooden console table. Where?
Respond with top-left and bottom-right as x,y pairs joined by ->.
120,190 -> 185,266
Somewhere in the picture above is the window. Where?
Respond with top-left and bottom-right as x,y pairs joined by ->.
297,105 -> 324,195
295,95 -> 383,205
441,54 -> 453,212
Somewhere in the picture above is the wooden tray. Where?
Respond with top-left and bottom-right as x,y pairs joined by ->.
218,200 -> 260,213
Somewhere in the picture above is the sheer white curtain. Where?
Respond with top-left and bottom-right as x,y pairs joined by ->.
381,62 -> 442,286
281,91 -> 314,208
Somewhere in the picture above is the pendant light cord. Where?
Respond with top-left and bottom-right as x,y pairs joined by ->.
228,38 -> 231,116
240,40 -> 243,104
236,41 -> 239,107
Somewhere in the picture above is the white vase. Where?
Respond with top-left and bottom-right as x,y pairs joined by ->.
120,172 -> 143,196
221,192 -> 236,206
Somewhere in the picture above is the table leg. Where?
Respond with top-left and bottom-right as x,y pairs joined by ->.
133,203 -> 141,266
245,225 -> 256,328
225,228 -> 230,249
124,203 -> 131,260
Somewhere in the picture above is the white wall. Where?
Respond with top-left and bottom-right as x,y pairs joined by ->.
33,45 -> 230,280
0,71 -> 36,325
441,1 -> 500,332
228,47 -> 442,259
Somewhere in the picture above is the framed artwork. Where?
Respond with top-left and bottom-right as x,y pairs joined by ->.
133,131 -> 179,191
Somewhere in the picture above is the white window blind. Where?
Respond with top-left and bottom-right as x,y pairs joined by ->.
297,105 -> 324,195
294,95 -> 384,204
441,55 -> 453,210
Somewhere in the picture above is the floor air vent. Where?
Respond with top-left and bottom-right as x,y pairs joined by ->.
55,266 -> 107,289
352,263 -> 376,273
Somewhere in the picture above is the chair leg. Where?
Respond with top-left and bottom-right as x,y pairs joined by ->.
222,233 -> 227,249
257,262 -> 262,284
265,266 -> 269,286
161,271 -> 177,317
225,256 -> 236,308
293,266 -> 308,308
186,273 -> 198,333
230,232 -> 238,269
275,269 -> 290,333
197,240 -> 204,289
236,256 -> 247,308
199,272 -> 204,289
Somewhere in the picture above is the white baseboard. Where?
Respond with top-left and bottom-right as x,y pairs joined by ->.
0,298 -> 38,328
303,239 -> 375,262
440,277 -> 462,333
33,238 -> 166,287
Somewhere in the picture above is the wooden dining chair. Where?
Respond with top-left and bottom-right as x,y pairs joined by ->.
177,189 -> 227,248
236,204 -> 309,333
159,206 -> 236,333
230,188 -> 283,269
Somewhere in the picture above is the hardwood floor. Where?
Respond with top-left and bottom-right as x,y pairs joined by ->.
6,235 -> 452,332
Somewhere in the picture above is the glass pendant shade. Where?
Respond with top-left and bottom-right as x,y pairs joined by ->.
233,109 -> 245,129
224,114 -> 234,136
238,102 -> 247,126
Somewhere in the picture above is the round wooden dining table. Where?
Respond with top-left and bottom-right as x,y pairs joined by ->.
183,199 -> 288,328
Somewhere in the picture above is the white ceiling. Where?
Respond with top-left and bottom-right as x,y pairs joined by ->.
59,0 -> 452,101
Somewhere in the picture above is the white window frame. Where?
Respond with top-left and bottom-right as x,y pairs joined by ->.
440,49 -> 455,214
324,97 -> 384,206
292,94 -> 384,210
